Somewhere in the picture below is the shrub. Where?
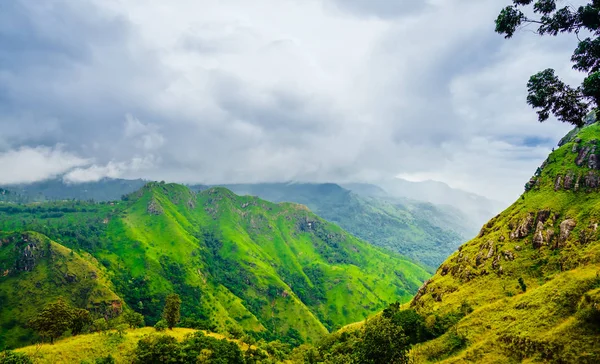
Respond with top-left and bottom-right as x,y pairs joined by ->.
0,351 -> 33,364
518,277 -> 527,292
92,318 -> 108,332
154,320 -> 168,332
124,311 -> 145,329
94,355 -> 115,364
133,335 -> 181,364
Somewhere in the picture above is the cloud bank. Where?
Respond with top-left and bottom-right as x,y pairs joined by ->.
0,0 -> 583,202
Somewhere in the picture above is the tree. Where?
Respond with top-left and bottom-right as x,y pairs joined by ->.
495,1 -> 600,126
162,294 -> 181,330
28,298 -> 74,343
123,311 -> 145,329
356,315 -> 410,364
70,308 -> 92,336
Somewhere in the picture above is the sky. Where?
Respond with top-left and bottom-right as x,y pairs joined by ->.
0,0 -> 585,203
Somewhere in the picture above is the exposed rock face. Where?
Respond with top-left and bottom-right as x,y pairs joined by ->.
585,171 -> 599,188
147,198 -> 164,215
557,219 -> 577,248
576,146 -> 592,166
564,172 -> 575,190
531,210 -> 556,249
412,279 -> 432,305
554,175 -> 563,191
510,213 -> 534,240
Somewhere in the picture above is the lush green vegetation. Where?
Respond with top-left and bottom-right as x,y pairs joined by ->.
397,122 -> 600,362
198,183 -> 470,268
0,184 -> 430,350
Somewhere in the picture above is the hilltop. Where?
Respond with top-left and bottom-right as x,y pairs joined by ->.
0,184 -> 429,349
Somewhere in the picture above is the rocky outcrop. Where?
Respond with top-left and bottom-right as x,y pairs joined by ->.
510,213 -> 534,240
532,210 -> 555,248
147,198 -> 164,215
556,219 -> 577,248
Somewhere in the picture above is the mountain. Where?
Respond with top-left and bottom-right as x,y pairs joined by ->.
401,122 -> 600,362
370,178 -> 506,231
1,178 -> 147,202
194,183 -> 472,268
0,183 -> 429,349
0,232 -> 122,349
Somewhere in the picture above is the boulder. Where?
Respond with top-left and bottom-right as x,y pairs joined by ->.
557,219 -> 577,248
510,213 -> 534,240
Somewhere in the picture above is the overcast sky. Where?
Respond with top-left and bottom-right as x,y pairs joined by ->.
0,0 -> 584,203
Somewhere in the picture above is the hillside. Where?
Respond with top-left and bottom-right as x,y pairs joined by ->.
0,232 -> 121,349
197,183 -> 470,268
403,122 -> 600,362
13,328 -> 231,363
0,184 -> 429,349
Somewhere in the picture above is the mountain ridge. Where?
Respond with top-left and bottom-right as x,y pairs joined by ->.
0,183 -> 430,349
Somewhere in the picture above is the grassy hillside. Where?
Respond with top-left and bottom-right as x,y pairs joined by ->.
405,122 -> 600,362
0,184 -> 430,349
13,327 -> 243,363
1,179 -> 473,268
0,232 -> 121,349
199,183 -> 469,268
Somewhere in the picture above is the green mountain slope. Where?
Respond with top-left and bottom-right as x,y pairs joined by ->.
197,183 -> 470,268
406,122 -> 600,363
0,232 -> 122,349
0,184 -> 430,348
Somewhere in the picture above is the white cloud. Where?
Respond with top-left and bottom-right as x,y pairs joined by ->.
0,146 -> 89,184
0,0 -> 586,203
63,155 -> 157,183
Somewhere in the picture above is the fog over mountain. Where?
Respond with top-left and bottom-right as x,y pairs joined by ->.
0,0 -> 582,204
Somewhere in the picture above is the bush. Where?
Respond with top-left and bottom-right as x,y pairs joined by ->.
94,355 -> 115,364
154,320 -> 168,332
124,311 -> 145,329
92,318 -> 108,332
133,335 -> 181,363
0,351 -> 33,364
115,324 -> 128,337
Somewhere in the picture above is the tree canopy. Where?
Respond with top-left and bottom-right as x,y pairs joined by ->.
495,0 -> 600,126
162,294 -> 182,330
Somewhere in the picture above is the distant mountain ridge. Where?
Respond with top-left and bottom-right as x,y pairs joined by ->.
196,183 -> 474,268
1,178 -> 496,267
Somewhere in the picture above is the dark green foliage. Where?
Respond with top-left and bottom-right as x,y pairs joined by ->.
162,294 -> 182,330
133,332 -> 245,364
94,354 -> 115,364
518,277 -> 527,292
356,315 -> 410,364
92,319 -> 108,333
71,309 -> 92,336
27,298 -> 74,344
133,335 -> 181,363
154,320 -> 168,332
180,332 -> 245,364
123,311 -> 145,329
243,347 -> 269,364
495,1 -> 600,126
0,351 -> 32,364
